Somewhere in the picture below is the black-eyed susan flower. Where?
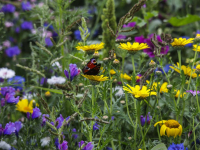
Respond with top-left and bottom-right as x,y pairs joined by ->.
171,38 -> 194,48
16,99 -> 33,113
82,75 -> 108,82
174,90 -> 186,98
146,80 -> 168,93
154,120 -> 182,138
123,85 -> 156,99
121,73 -> 132,81
119,42 -> 149,54
170,63 -> 197,78
76,42 -> 104,53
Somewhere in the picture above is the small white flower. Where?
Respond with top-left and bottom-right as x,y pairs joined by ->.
23,93 -> 36,99
41,137 -> 51,147
113,86 -> 124,97
0,68 -> 15,79
52,61 -> 62,70
0,141 -> 11,150
47,76 -> 66,85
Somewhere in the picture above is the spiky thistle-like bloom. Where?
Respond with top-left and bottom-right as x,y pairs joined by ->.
154,120 -> 182,138
171,38 -> 194,47
170,63 -> 197,78
123,85 -> 156,99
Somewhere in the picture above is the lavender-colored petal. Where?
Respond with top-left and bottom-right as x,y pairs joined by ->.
56,114 -> 64,129
58,140 -> 68,150
3,122 -> 16,135
84,142 -> 94,150
32,107 -> 42,119
140,115 -> 145,126
64,70 -> 69,79
14,121 -> 22,133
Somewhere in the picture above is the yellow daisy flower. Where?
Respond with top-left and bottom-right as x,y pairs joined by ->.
121,73 -> 132,80
16,99 -> 33,113
123,84 -> 157,99
193,45 -> 200,52
110,69 -> 116,75
119,42 -> 149,52
82,75 -> 108,82
171,38 -> 194,47
196,64 -> 200,70
170,63 -> 197,78
76,42 -> 104,52
146,80 -> 168,93
154,120 -> 182,138
174,90 -> 186,98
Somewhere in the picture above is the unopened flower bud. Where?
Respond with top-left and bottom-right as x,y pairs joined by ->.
103,57 -> 109,62
81,61 -> 87,66
113,79 -> 117,83
45,91 -> 51,97
120,100 -> 125,104
167,84 -> 172,89
156,71 -> 162,75
78,83 -> 84,87
81,87 -> 84,91
93,51 -> 99,58
113,59 -> 120,65
194,34 -> 200,44
102,116 -> 108,119
128,137 -> 132,140
156,106 -> 161,110
149,60 -> 156,67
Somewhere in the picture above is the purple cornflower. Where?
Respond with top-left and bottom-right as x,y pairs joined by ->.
58,140 -> 68,150
7,76 -> 25,91
56,114 -> 64,129
21,2 -> 32,11
14,121 -> 22,137
167,143 -> 188,150
93,122 -> 100,130
21,21 -> 33,30
40,77 -> 47,85
1,4 -> 15,13
5,46 -> 21,57
79,140 -> 85,148
135,34 -> 169,57
140,112 -> 152,126
42,114 -> 49,126
186,90 -> 200,96
45,37 -> 53,47
3,122 -> 16,135
83,142 -> 94,150
5,93 -> 19,104
64,64 -> 80,81
0,124 -> 4,136
116,35 -> 126,40
123,22 -> 136,28
32,107 -> 42,119
72,128 -> 78,139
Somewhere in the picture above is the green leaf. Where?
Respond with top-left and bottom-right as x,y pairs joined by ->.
31,86 -> 63,94
132,17 -> 146,27
144,11 -> 158,21
151,143 -> 168,150
168,14 -> 200,27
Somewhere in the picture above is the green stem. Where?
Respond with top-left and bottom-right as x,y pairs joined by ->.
187,43 -> 199,92
177,50 -> 183,105
193,117 -> 197,150
131,55 -> 136,85
125,93 -> 135,128
156,115 -> 161,141
90,86 -> 95,141
195,76 -> 199,111
133,97 -> 138,150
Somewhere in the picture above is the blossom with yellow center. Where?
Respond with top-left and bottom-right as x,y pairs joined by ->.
16,99 -> 33,113
76,42 -> 104,52
171,38 -> 194,47
175,90 -> 186,98
146,80 -> 168,93
193,45 -> 200,52
154,120 -> 182,138
110,69 -> 116,75
82,75 -> 108,82
119,42 -> 149,52
123,84 -> 157,99
170,63 -> 197,78
121,73 -> 132,80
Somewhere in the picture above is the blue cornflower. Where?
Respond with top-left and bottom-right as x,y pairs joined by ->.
64,64 -> 80,81
32,107 -> 42,119
21,21 -> 33,30
1,4 -> 15,13
168,143 -> 188,150
5,46 -> 21,57
44,23 -> 54,30
21,2 -> 32,11
7,76 -> 25,91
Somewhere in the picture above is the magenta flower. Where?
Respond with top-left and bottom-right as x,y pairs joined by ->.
58,140 -> 68,150
123,22 -> 136,28
32,107 -> 42,119
140,112 -> 152,126
0,124 -> 4,136
64,64 -> 80,81
116,35 -> 126,40
136,74 -> 142,83
135,34 -> 169,57
186,90 -> 200,96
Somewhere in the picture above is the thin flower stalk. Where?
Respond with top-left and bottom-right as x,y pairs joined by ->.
193,117 -> 197,150
131,55 -> 136,85
195,76 -> 199,111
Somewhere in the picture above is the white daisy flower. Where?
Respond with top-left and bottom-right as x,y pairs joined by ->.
41,137 -> 51,147
0,68 -> 15,79
0,141 -> 11,150
113,86 -> 124,97
47,76 -> 66,85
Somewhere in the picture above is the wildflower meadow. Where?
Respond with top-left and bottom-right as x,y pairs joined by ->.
1,0 -> 200,149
